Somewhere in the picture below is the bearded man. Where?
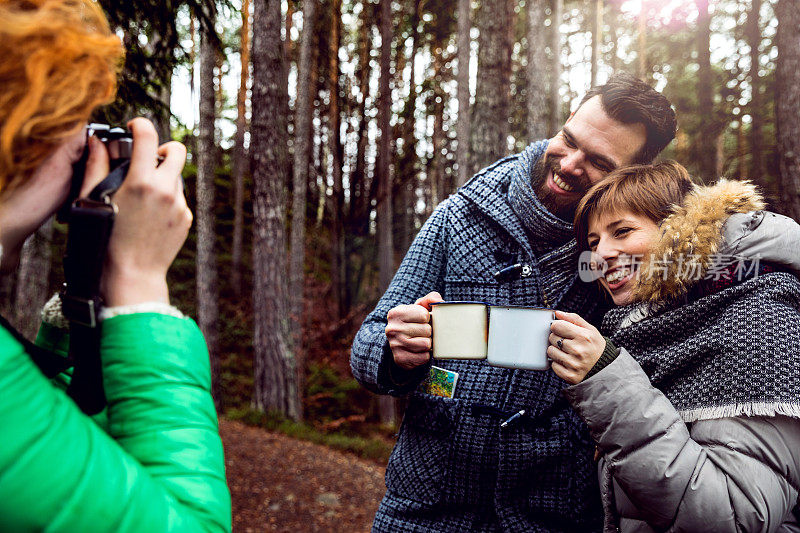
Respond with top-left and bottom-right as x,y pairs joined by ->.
351,72 -> 677,532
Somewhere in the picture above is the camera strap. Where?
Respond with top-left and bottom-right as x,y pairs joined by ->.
62,160 -> 128,415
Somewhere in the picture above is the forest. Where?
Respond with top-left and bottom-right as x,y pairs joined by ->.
4,0 -> 800,458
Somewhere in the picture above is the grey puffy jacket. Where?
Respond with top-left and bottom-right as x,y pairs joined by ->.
562,207 -> 800,532
565,350 -> 800,533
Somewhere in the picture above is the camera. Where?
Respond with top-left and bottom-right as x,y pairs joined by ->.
57,123 -> 133,222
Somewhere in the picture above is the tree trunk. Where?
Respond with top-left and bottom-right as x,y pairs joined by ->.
285,0 -> 294,63
776,0 -> 800,220
344,1 -> 373,311
156,70 -> 172,143
251,0 -> 301,420
189,17 -> 197,131
695,0 -> 717,180
289,0 -> 315,371
232,0 -> 251,298
549,0 -> 563,136
328,0 -> 345,319
456,0 -> 472,186
14,218 -> 53,339
591,0 -> 603,87
527,0 -> 548,141
430,48 -> 446,204
378,0 -> 394,303
378,0 -> 397,428
350,2 -> 372,231
609,14 -> 619,73
197,13 -> 221,407
747,0 -> 763,180
315,100 -> 327,227
0,271 -> 17,324
145,28 -> 172,142
397,0 -> 420,256
471,0 -> 513,172
735,116 -> 745,178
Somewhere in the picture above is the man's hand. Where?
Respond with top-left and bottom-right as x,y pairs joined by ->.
385,291 -> 443,370
547,310 -> 606,384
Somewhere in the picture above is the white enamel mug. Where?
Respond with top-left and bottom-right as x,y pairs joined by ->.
486,306 -> 554,370
430,301 -> 488,360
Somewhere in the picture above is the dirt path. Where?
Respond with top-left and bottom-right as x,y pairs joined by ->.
220,419 -> 387,532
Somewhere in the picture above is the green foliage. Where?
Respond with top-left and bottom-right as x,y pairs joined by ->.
305,363 -> 374,430
95,1 -> 224,125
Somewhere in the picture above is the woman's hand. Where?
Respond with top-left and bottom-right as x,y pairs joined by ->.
548,310 -> 606,384
98,118 -> 191,307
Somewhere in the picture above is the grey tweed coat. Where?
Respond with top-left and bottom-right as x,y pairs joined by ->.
351,143 -> 606,532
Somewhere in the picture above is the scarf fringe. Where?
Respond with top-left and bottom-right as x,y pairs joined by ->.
679,402 -> 800,423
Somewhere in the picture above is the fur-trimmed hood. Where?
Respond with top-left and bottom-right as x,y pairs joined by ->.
633,179 -> 765,303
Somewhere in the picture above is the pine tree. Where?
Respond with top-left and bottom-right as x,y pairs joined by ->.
455,0 -> 472,185
231,0 -> 251,298
695,0 -> 717,179
747,0 -> 763,179
377,0 -> 397,427
549,0 -> 562,136
776,0 -> 800,219
251,0 -> 301,420
527,0 -> 548,141
470,0 -> 513,171
289,0 -> 315,355
197,6 -> 221,406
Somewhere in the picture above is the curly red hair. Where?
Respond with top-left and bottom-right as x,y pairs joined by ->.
0,0 -> 123,190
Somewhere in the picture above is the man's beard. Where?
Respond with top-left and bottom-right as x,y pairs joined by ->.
531,154 -> 586,223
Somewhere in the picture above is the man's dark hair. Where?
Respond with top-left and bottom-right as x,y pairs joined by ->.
578,72 -> 677,164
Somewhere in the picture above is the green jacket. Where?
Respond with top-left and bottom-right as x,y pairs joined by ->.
0,313 -> 231,532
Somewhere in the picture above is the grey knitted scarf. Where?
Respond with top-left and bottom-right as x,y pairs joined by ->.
602,272 -> 800,423
507,140 -> 578,308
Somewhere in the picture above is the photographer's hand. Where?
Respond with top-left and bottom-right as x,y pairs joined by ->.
93,118 -> 191,307
79,133 -> 110,197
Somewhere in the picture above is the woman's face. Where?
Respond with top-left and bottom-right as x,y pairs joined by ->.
587,210 -> 660,306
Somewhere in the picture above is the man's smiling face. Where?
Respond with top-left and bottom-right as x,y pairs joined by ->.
536,95 -> 647,221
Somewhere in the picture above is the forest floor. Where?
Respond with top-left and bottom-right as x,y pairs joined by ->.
221,418 -> 387,532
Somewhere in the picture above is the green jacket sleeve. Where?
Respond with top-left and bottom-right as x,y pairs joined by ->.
0,313 -> 231,532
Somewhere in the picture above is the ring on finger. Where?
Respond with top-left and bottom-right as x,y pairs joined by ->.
557,338 -> 563,350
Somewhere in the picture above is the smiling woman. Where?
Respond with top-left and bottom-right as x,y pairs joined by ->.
549,160 -> 800,531
573,161 -> 695,305
587,212 -> 659,305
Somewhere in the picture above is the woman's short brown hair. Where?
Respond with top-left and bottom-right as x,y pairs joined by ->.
0,0 -> 123,191
574,160 -> 696,252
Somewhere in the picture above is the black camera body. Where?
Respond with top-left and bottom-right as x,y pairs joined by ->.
57,123 -> 133,222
